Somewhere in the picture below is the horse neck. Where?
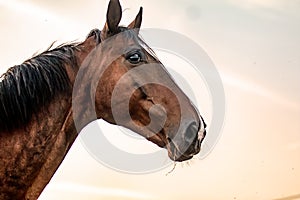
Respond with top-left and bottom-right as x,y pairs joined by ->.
0,35 -> 99,200
25,36 -> 100,199
0,92 -> 75,199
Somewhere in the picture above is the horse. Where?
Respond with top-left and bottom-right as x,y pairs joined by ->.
0,0 -> 207,199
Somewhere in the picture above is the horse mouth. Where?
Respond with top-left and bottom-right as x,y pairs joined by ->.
167,145 -> 200,162
172,154 -> 194,162
166,129 -> 206,162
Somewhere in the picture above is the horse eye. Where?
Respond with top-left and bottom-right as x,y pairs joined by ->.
127,53 -> 142,64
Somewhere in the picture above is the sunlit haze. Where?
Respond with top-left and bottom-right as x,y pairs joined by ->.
0,0 -> 299,199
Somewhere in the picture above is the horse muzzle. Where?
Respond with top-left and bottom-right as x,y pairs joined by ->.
167,121 -> 207,162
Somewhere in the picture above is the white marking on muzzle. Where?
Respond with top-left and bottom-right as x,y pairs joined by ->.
198,116 -> 206,141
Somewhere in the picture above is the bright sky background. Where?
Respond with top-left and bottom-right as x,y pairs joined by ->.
0,0 -> 299,199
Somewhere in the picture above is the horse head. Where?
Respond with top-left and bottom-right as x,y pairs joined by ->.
77,0 -> 207,162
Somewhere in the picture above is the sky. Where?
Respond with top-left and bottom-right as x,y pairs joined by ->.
0,0 -> 299,199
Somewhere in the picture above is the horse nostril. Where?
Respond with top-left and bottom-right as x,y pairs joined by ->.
185,122 -> 199,145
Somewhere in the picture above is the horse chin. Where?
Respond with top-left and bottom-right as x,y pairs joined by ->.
167,140 -> 201,162
147,132 -> 201,162
170,153 -> 194,162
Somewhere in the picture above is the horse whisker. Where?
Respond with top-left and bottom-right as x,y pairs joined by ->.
166,161 -> 177,176
165,150 -> 177,176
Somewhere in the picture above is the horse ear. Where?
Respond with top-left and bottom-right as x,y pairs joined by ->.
101,0 -> 122,39
128,7 -> 143,30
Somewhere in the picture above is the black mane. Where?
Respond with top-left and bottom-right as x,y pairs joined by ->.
0,43 -> 79,132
